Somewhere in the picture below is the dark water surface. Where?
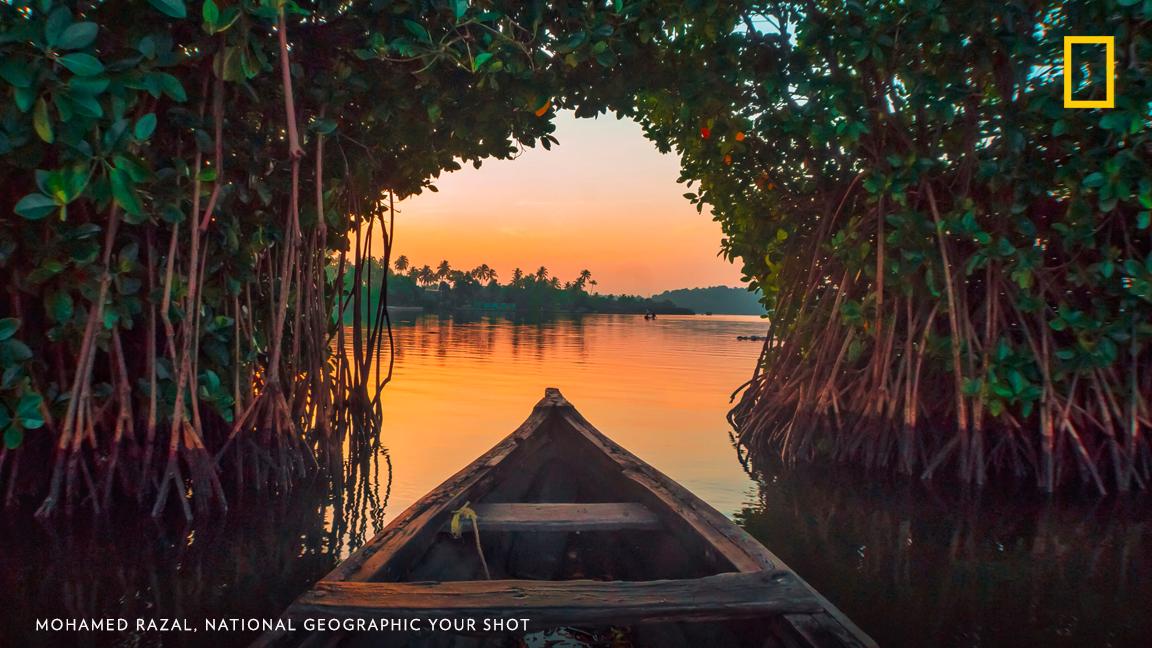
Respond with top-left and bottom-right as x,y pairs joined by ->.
0,314 -> 1148,647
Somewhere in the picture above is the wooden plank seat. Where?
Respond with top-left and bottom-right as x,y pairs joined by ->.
443,502 -> 662,532
289,570 -> 823,629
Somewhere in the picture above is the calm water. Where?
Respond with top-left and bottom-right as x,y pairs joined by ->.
0,314 -> 1149,647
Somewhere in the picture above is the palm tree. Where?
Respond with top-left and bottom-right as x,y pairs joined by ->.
394,255 -> 410,273
534,266 -> 549,282
434,260 -> 451,282
448,269 -> 471,289
416,265 -> 434,286
574,269 -> 593,290
511,267 -> 524,287
472,264 -> 497,283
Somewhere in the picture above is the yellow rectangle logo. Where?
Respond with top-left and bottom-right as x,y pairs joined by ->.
1063,36 -> 1115,109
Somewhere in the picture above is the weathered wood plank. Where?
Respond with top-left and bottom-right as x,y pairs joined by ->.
556,407 -> 878,648
443,502 -> 662,532
559,409 -> 771,573
782,613 -> 871,648
289,570 -> 823,629
322,404 -> 557,584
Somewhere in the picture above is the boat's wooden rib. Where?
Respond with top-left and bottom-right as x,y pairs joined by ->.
322,405 -> 554,584
290,570 -> 822,628
255,388 -> 877,648
443,502 -> 662,532
554,403 -> 875,647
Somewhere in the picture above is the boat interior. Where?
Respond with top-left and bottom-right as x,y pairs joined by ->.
400,412 -> 732,585
268,391 -> 871,648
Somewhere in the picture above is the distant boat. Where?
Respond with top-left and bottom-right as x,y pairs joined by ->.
255,389 -> 874,647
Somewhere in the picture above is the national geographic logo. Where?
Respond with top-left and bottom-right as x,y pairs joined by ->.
1063,36 -> 1115,109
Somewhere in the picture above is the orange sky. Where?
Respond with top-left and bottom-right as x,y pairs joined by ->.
378,111 -> 744,296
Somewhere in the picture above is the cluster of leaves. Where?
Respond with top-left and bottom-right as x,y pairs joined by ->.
663,0 -> 1152,491
0,0 -> 749,513
0,319 -> 44,451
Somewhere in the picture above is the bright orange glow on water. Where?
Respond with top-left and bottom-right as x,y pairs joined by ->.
360,313 -> 769,528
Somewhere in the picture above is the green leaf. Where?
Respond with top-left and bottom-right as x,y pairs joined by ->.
157,73 -> 187,101
472,51 -> 493,71
1,338 -> 33,363
149,0 -> 188,19
33,98 -> 53,143
44,7 -> 71,46
0,59 -> 34,88
58,53 -> 104,76
109,167 -> 144,217
14,193 -> 58,220
57,22 -> 99,50
134,113 -> 158,140
13,86 -> 35,112
403,19 -> 431,44
215,6 -> 241,32
0,318 -> 18,341
69,75 -> 110,96
203,0 -> 220,28
1082,172 -> 1105,189
47,290 -> 73,323
4,427 -> 23,450
15,392 -> 41,421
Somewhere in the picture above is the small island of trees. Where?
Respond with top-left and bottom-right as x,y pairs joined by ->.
342,256 -> 692,320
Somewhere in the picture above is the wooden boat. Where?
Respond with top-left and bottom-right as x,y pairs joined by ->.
256,388 -> 875,648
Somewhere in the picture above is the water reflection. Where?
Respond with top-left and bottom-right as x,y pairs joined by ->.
370,314 -> 768,517
0,486 -> 336,647
735,458 -> 1152,647
5,312 -> 1144,648
0,313 -> 768,647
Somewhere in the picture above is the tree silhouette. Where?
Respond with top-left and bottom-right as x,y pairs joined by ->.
434,260 -> 452,282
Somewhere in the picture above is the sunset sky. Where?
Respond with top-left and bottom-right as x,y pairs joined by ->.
381,111 -> 744,296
